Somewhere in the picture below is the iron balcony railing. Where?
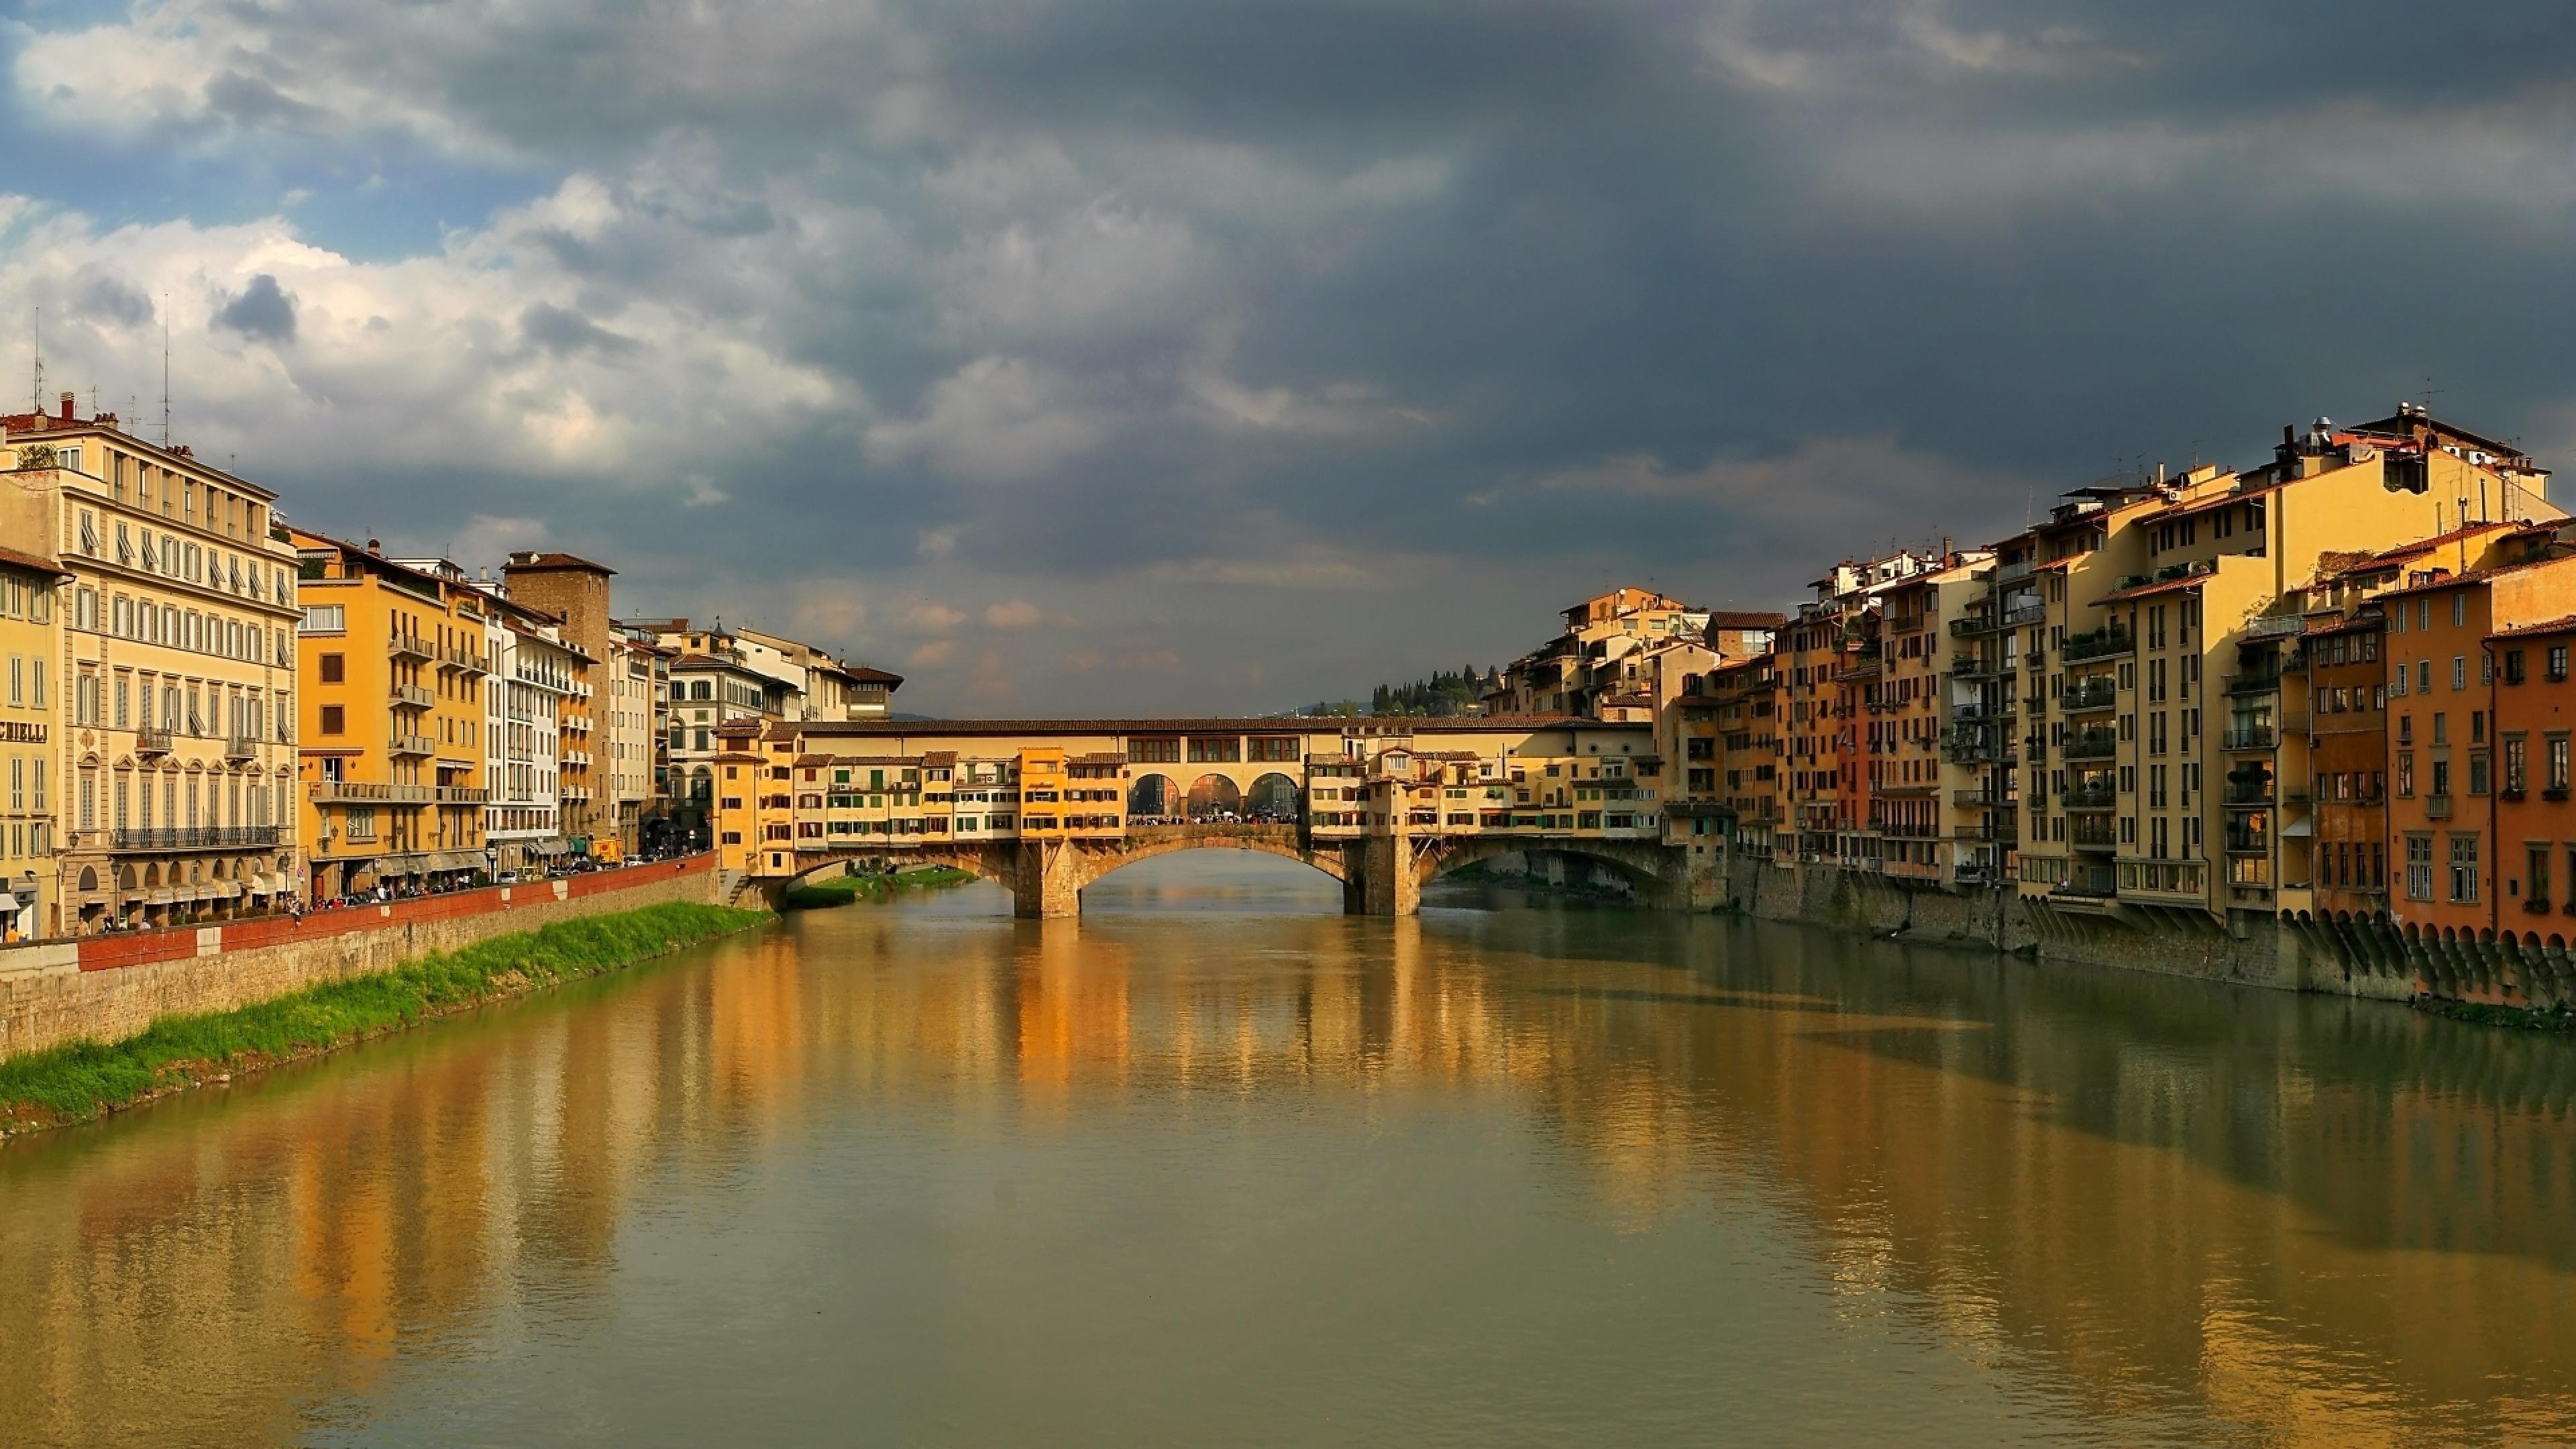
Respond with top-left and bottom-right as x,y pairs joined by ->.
2226,672 -> 2284,696
2063,627 -> 2134,663
2063,680 -> 2118,712
2426,793 -> 2454,820
2222,780 -> 2275,806
112,826 -> 283,851
2063,733 -> 2118,761
311,781 -> 431,804
2002,602 -> 2047,627
2061,785 -> 2116,810
224,734 -> 260,761
1947,612 -> 1998,637
2072,822 -> 2116,851
392,682 -> 435,709
390,632 -> 434,661
2222,724 -> 2278,751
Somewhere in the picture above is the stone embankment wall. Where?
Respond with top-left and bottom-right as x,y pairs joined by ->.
0,856 -> 722,1062
1723,856 -> 2416,1004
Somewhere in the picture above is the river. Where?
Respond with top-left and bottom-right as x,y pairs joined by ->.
3,853 -> 2574,1446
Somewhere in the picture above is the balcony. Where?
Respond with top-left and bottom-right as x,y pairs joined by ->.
2224,833 -> 2271,856
2063,680 -> 2118,713
1961,819 -> 2020,842
434,785 -> 490,804
2063,733 -> 2118,762
389,733 -> 435,757
2226,672 -> 2283,697
1949,655 -> 2015,680
390,632 -> 434,661
224,734 -> 260,761
2061,785 -> 2116,810
2063,627 -> 2133,663
2426,793 -> 2453,820
391,682 -> 435,709
2245,612 -> 2306,640
1954,789 -> 2015,809
2002,601 -> 2047,628
1944,736 -> 2015,767
311,780 -> 432,804
111,826 -> 283,851
1947,612 -> 1997,638
1996,557 -> 2036,585
135,726 -> 172,755
2072,823 -> 2116,852
2222,780 -> 2275,807
2222,724 -> 2278,751
1886,612 -> 1927,637
445,644 -> 489,674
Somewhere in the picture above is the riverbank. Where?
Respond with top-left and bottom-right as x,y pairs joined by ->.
0,901 -> 767,1138
783,867 -> 976,910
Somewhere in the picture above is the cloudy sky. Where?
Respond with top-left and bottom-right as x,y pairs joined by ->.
6,1 -> 2575,715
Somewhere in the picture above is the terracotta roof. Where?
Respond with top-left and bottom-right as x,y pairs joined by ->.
2487,614 -> 2576,641
2304,610 -> 2383,638
504,551 -> 616,576
2154,481 -> 2284,524
1069,751 -> 1127,765
2093,574 -> 2212,605
796,753 -> 918,767
2367,520 -> 2532,565
0,543 -> 71,579
921,751 -> 957,767
784,714 -> 1626,737
1707,610 -> 1788,629
2379,553 -> 2576,599
841,665 -> 904,685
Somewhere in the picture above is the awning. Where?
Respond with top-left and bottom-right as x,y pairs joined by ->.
429,852 -> 481,872
0,895 -> 19,917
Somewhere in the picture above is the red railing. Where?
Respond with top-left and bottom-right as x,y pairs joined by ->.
62,855 -> 715,973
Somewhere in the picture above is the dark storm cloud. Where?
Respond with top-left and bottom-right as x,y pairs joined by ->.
24,0 -> 2576,710
213,274 -> 297,343
74,272 -> 155,327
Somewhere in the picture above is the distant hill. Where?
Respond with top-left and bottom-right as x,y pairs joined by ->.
1303,667 -> 1493,719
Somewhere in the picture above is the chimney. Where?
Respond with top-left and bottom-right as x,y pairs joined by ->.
57,392 -> 74,422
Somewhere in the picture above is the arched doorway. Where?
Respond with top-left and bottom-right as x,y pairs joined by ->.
1128,773 -> 1181,822
1246,773 -> 1301,823
1186,774 -> 1243,821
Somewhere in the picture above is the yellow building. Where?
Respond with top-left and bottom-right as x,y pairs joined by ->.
288,530 -> 491,897
0,545 -> 69,938
1,398 -> 303,932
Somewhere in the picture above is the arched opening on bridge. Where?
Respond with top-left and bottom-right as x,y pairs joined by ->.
1081,845 -> 1344,914
1128,773 -> 1181,823
1245,772 -> 1301,824
1186,774 -> 1244,821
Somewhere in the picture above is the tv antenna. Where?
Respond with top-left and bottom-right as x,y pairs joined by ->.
29,306 -> 41,415
161,298 -> 173,448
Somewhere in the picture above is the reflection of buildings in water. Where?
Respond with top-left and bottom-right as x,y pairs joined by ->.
5,909 -> 2576,1444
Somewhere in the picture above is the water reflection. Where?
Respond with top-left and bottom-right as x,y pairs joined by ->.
0,855 -> 2571,1446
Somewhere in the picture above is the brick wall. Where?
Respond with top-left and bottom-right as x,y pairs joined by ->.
0,856 -> 723,1062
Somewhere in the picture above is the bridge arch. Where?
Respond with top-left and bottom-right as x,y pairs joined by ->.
1411,835 -> 1682,903
1185,774 -> 1244,820
1245,771 -> 1301,824
1127,772 -> 1182,822
1075,828 -> 1348,891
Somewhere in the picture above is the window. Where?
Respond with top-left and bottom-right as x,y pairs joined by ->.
2405,835 -> 2434,900
2530,845 -> 2551,907
2553,734 -> 2572,794
2453,593 -> 2467,628
320,705 -> 344,735
302,604 -> 346,634
2419,659 -> 2433,694
2506,735 -> 2528,794
2553,647 -> 2570,683
2508,649 -> 2527,684
2449,835 -> 2480,904
2453,655 -> 2467,692
319,653 -> 345,684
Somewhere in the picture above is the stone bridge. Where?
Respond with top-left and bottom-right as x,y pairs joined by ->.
757,824 -> 1693,918
720,714 -> 1707,918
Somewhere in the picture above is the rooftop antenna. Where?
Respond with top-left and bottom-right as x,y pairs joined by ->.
2420,375 -> 2443,414
30,306 -> 42,415
160,298 -> 172,449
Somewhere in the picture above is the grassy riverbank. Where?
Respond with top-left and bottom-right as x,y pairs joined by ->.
783,867 -> 976,910
0,901 -> 767,1136
2415,998 -> 2576,1032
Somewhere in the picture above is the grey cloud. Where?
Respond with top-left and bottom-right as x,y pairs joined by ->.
213,274 -> 297,343
519,302 -> 641,358
74,272 -> 155,328
27,0 -> 2576,713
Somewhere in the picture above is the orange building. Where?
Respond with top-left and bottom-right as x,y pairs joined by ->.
2381,551 -> 2576,937
287,530 -> 490,898
2487,616 -> 2576,949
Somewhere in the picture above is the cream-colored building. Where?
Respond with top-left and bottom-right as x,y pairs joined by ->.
0,545 -> 68,938
0,398 -> 302,932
